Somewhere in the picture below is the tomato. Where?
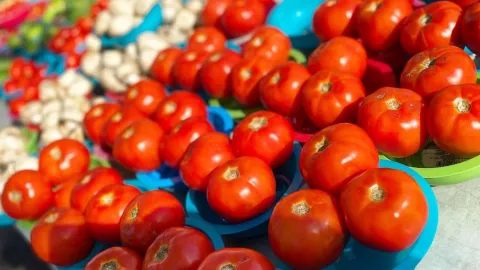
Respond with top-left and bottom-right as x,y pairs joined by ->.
53,179 -> 79,208
221,0 -> 267,38
300,123 -> 379,194
85,184 -> 141,243
291,106 -> 318,134
200,49 -> 242,98
400,46 -> 477,101
207,156 -> 276,223
1,170 -> 53,220
101,105 -> 145,147
39,139 -> 90,186
150,48 -> 183,87
340,168 -> 428,251
198,248 -> 274,270
8,98 -> 27,117
85,247 -> 142,270
31,208 -> 94,266
232,110 -> 294,168
269,189 -> 348,269
120,190 -> 185,253
355,0 -> 413,52
83,103 -> 121,145
307,36 -> 367,78
187,27 -> 227,53
143,227 -> 214,270
124,79 -> 167,117
242,26 -> 291,66
9,58 -> 24,80
77,17 -> 94,32
66,53 -> 83,68
462,2 -> 480,55
23,84 -> 39,101
161,117 -> 214,168
231,57 -> 276,106
3,80 -> 19,93
71,167 -> 123,213
450,0 -> 478,8
313,0 -> 362,41
180,132 -> 235,191
154,91 -> 208,132
301,70 -> 365,128
201,0 -> 232,28
172,49 -> 211,91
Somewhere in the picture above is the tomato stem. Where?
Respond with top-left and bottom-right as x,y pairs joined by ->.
220,264 -> 236,270
454,98 -> 471,113
154,245 -> 169,262
248,117 -> 268,131
223,167 -> 240,181
101,260 -> 119,270
292,201 -> 310,216
369,185 -> 386,202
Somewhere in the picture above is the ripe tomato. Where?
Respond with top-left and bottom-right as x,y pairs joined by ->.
340,168 -> 428,251
85,247 -> 142,270
299,123 -> 379,194
462,2 -> 480,55
291,106 -> 318,134
124,79 -> 167,117
231,111 -> 294,168
154,91 -> 208,132
172,50 -> 211,91
201,0 -> 232,28
1,170 -> 53,220
221,0 -> 267,38
9,98 -> 27,117
120,191 -> 185,253
427,84 -> 480,156
39,139 -> 90,186
187,27 -> 227,53
101,105 -> 145,147
71,167 -> 123,213
313,0 -> 362,41
451,0 -> 478,8
301,70 -> 365,128
307,36 -> 367,78
150,48 -> 183,87
84,184 -> 141,243
200,49 -> 242,98
242,26 -> 291,66
400,46 -> 477,100
161,117 -> 214,168
23,84 -> 39,101
31,208 -> 94,266
9,58 -> 24,81
53,179 -> 79,208
355,0 -> 413,52
207,156 -> 276,223
198,248 -> 274,270
83,103 -> 121,145
269,189 -> 348,269
180,132 -> 235,191
4,80 -> 19,93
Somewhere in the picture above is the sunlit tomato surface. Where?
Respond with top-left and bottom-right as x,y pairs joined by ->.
259,62 -> 311,116
400,46 -> 477,100
53,179 -> 79,208
198,248 -> 274,270
340,168 -> 428,251
101,106 -> 145,147
207,156 -> 276,223
150,48 -> 183,87
221,0 -> 267,38
232,111 -> 294,168
144,227 -> 215,270
85,247 -> 142,270
172,49 -> 211,91
154,91 -> 208,132
71,167 -> 123,213
242,26 -> 291,66
269,189 -> 348,269
300,123 -> 379,194
355,0 -> 413,52
313,0 -> 362,41
187,27 -> 227,53
83,103 -> 121,145
301,70 -> 365,128
201,0 -> 231,28
31,208 -> 94,266
307,36 -> 367,77
1,170 -> 53,220
200,49 -> 242,98
124,79 -> 166,117
84,184 -> 141,243
462,2 -> 480,55
180,132 -> 235,191
39,139 -> 90,186
427,84 -> 480,156
161,117 -> 214,168
451,0 -> 478,8
358,87 -> 428,157
120,190 -> 185,253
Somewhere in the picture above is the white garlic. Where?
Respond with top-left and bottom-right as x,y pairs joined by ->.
62,108 -> 85,123
40,128 -> 64,146
186,0 -> 204,13
109,0 -> 135,16
92,97 -> 107,106
139,49 -> 159,72
81,51 -> 102,77
67,75 -> 93,97
20,101 -> 42,126
125,73 -> 142,86
58,69 -> 78,89
116,61 -> 141,83
94,11 -> 112,35
135,0 -> 156,16
38,79 -> 60,101
42,99 -> 62,116
161,1 -> 182,24
108,15 -> 134,36
125,44 -> 138,60
173,9 -> 197,30
85,34 -> 102,52
40,111 -> 61,130
100,68 -> 127,92
102,50 -> 124,68
138,32 -> 169,51
63,96 -> 91,113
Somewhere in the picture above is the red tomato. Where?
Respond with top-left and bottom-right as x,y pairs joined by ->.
400,46 -> 477,100
23,84 -> 39,101
66,53 -> 83,68
232,111 -> 294,168
269,189 -> 348,269
39,139 -> 90,186
450,0 -> 478,8
1,170 -> 53,220
187,27 -> 227,53
242,26 -> 291,66
120,190 -> 185,253
124,79 -> 167,117
3,80 -> 19,93
201,0 -> 232,28
207,156 -> 276,223
299,123 -> 379,194
53,179 -> 79,208
154,91 -> 208,132
172,50 -> 211,91
8,98 -> 27,117
307,36 -> 367,78
83,103 -> 121,145
291,106 -> 318,134
301,70 -> 365,128
180,132 -> 235,191
198,248 -> 274,270
84,184 -> 141,243
101,105 -> 145,147
340,168 -> 428,251
221,0 -> 267,38
462,2 -> 480,55
355,0 -> 413,52
427,84 -> 480,156
77,17 -> 94,32
143,227 -> 214,270
9,58 -> 24,80
31,208 -> 94,266
161,117 -> 214,168
85,247 -> 142,270
200,49 -> 242,98
150,48 -> 183,87
312,0 -> 363,41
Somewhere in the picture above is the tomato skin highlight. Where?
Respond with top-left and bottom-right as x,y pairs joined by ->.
461,2 -> 480,55
123,79 -> 167,117
313,0 -> 362,42
85,247 -> 143,270
150,48 -> 183,87
242,26 -> 292,66
200,49 -> 242,98
83,103 -> 121,145
198,248 -> 275,270
187,27 -> 227,53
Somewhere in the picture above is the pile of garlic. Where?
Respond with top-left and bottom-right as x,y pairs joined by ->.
158,0 -> 204,44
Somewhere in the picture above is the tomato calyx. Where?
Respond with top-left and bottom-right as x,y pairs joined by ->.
111,112 -> 123,122
155,245 -> 169,262
92,107 -> 104,117
325,0 -> 337,7
129,206 -> 139,220
454,98 -> 471,113
100,193 -> 115,206
369,184 -> 386,202
8,190 -> 22,204
195,34 -> 208,43
385,98 -> 401,110
220,264 -> 236,270
223,167 -> 240,181
419,14 -> 432,26
122,127 -> 135,139
248,117 -> 268,131
81,175 -> 92,184
186,52 -> 198,61
251,37 -> 264,47
320,82 -> 332,93
128,89 -> 138,99
49,147 -> 62,160
314,137 -> 329,152
164,102 -> 177,115
292,201 -> 311,216
101,260 -> 119,270
367,1 -> 382,12
44,212 -> 59,223
240,68 -> 252,80
270,72 -> 281,85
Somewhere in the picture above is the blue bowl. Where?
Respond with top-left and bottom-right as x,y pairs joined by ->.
0,213 -> 16,227
57,242 -> 112,270
175,40 -> 241,53
0,84 -> 22,101
186,217 -> 224,250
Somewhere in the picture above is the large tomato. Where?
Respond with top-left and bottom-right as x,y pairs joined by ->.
85,247 -> 142,270
31,208 -> 94,266
200,49 -> 242,98
150,48 -> 183,87
221,0 -> 267,38
187,27 -> 227,53
340,168 -> 428,251
201,0 -> 231,28
172,49 -> 211,91
83,103 -> 121,145
450,0 -> 478,8
427,84 -> 480,156
101,105 -> 145,147
53,179 -> 79,208
462,2 -> 480,55
400,46 -> 477,100
269,189 -> 348,269
123,79 -> 167,117
312,0 -> 362,41
198,248 -> 274,270
242,26 -> 291,66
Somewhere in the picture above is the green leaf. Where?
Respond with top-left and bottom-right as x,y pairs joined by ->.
89,155 -> 111,169
20,128 -> 39,155
16,219 -> 37,231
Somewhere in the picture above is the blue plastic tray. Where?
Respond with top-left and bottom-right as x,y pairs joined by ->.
175,40 -> 242,53
185,217 -> 225,250
0,213 -> 15,227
